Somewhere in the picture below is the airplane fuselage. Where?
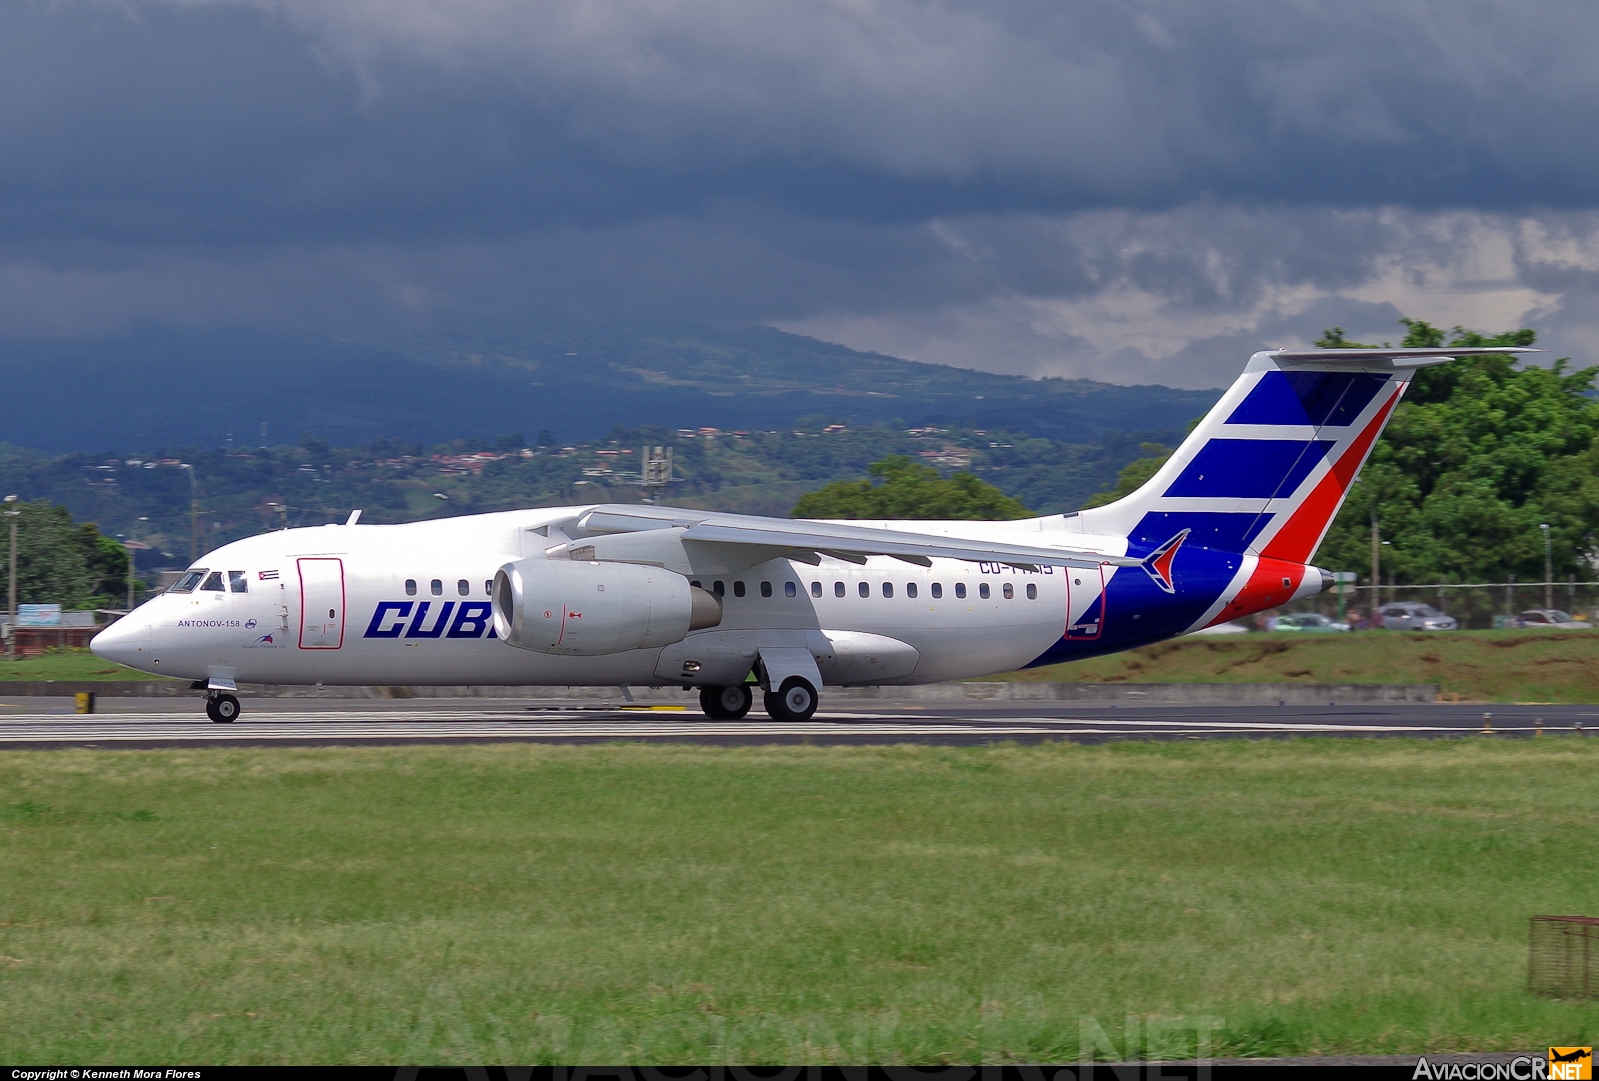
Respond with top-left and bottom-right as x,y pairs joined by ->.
98,506 -> 1219,688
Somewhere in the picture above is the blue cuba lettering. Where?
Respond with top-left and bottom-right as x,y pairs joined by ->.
363,600 -> 497,639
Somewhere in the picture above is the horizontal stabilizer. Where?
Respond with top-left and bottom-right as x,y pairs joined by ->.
1267,346 -> 1538,370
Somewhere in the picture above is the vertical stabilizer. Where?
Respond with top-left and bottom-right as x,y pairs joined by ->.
1079,347 -> 1534,564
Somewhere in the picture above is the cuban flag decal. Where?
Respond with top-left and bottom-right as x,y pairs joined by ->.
1141,529 -> 1189,594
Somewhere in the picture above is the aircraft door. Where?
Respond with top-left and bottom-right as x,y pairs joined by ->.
298,557 -> 345,649
1065,565 -> 1106,640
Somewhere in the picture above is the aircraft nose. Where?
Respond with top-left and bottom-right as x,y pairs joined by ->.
90,615 -> 151,667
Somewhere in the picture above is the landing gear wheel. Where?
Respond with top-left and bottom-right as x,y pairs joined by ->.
762,677 -> 818,722
205,694 -> 240,724
700,684 -> 753,720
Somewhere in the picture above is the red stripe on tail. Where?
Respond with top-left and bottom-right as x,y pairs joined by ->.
1261,385 -> 1404,564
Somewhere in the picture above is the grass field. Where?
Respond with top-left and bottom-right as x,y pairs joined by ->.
2,739 -> 1597,1064
1002,630 -> 1599,703
0,648 -> 170,682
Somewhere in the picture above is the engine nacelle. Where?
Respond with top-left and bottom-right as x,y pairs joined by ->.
492,558 -> 721,655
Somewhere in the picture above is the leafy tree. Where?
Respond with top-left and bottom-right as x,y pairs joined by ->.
81,526 -> 132,605
792,456 -> 1031,519
1317,320 -> 1595,585
3,501 -> 127,609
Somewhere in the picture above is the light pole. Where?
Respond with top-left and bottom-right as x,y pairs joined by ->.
4,495 -> 18,663
1369,509 -> 1380,615
1541,523 -> 1553,611
182,464 -> 199,562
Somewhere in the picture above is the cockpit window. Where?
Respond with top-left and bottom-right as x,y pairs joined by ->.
169,569 -> 207,593
200,571 -> 226,591
228,571 -> 249,594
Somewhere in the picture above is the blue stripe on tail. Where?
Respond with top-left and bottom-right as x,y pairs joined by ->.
1227,370 -> 1390,427
1162,439 -> 1334,499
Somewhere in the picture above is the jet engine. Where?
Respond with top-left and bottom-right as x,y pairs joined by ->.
492,558 -> 722,655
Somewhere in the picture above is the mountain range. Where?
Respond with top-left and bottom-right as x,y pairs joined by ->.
0,322 -> 1220,452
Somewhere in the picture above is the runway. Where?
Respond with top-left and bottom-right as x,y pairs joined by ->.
0,696 -> 1592,748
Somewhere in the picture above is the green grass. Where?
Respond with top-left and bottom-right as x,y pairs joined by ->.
1001,629 -> 1599,703
2,740 -> 1597,1064
0,647 -> 172,682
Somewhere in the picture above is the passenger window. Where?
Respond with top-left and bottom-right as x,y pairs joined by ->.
457,579 -> 469,596
405,579 -> 417,596
882,582 -> 893,598
201,571 -> 226,591
169,569 -> 207,593
979,583 -> 991,599
907,582 -> 918,599
1026,583 -> 1037,600
760,581 -> 772,598
713,581 -> 725,597
931,583 -> 943,599
785,582 -> 797,598
691,580 -> 702,588
811,582 -> 822,598
485,580 -> 493,595
858,582 -> 870,598
431,579 -> 443,596
955,583 -> 967,599
834,582 -> 845,598
733,581 -> 746,598
1003,583 -> 1014,599
228,571 -> 248,594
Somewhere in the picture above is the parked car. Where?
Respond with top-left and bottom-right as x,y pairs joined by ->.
1275,612 -> 1351,632
1378,602 -> 1459,631
1515,609 -> 1593,629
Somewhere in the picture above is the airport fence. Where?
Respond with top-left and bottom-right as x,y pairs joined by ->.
1529,915 -> 1599,999
1280,578 -> 1599,630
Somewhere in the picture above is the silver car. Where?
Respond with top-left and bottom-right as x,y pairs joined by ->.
1379,602 -> 1459,631
1516,609 -> 1593,629
1276,613 -> 1351,632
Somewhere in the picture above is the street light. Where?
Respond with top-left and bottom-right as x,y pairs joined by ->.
4,495 -> 18,663
1541,523 -> 1553,611
124,515 -> 151,612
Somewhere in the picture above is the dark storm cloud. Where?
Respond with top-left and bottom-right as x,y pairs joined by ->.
3,0 -> 1597,380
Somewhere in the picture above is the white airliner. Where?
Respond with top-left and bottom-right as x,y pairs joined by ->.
91,347 -> 1527,723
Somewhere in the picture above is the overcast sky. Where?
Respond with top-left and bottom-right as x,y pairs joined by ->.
3,0 -> 1597,388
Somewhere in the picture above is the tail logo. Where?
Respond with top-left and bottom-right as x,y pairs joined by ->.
1141,530 -> 1190,594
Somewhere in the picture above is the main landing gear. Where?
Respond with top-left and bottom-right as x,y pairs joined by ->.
763,676 -> 819,722
698,677 -> 819,721
205,693 -> 241,724
699,683 -> 753,720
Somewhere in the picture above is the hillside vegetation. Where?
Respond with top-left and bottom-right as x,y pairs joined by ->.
1005,630 -> 1599,702
0,423 -> 1180,573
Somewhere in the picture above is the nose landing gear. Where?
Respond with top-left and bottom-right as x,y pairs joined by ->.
205,693 -> 241,723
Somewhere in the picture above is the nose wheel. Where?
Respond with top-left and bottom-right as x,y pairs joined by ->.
205,693 -> 241,723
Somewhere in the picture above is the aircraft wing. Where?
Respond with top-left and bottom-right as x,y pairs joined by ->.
573,505 -> 1137,570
